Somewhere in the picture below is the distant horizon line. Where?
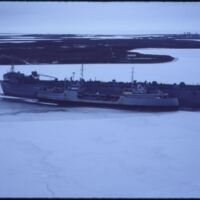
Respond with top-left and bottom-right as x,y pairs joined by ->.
0,32 -> 200,35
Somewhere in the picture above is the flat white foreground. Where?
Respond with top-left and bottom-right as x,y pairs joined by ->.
0,100 -> 199,197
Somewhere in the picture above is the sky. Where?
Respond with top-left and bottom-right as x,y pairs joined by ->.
0,2 -> 200,35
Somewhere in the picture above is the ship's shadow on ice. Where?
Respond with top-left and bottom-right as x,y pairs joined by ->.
0,96 -> 178,117
0,94 -> 194,119
0,97 -> 67,116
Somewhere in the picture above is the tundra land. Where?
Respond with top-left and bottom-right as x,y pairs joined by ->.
0,33 -> 200,65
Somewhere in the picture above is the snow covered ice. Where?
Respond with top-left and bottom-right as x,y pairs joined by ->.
0,48 -> 200,197
0,102 -> 200,197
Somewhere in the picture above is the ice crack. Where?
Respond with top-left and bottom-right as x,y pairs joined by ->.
45,182 -> 56,197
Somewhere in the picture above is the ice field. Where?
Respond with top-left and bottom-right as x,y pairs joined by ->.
0,48 -> 200,197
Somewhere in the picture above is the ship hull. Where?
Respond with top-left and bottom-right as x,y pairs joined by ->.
1,81 -> 39,98
37,97 -> 179,111
36,90 -> 179,111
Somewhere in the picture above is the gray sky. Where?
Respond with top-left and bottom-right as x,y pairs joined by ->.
0,2 -> 200,34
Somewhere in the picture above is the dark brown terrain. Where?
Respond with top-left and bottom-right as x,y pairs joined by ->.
0,33 -> 200,65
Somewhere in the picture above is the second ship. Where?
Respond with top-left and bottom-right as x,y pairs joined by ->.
0,65 -> 179,110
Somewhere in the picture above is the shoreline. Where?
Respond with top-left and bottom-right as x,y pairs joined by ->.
1,34 -> 200,65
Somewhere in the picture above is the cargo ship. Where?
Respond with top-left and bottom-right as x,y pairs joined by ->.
0,66 -> 180,110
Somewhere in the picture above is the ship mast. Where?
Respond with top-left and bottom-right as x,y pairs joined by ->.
80,64 -> 84,80
72,72 -> 75,81
64,77 -> 67,89
131,67 -> 134,84
10,63 -> 15,72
